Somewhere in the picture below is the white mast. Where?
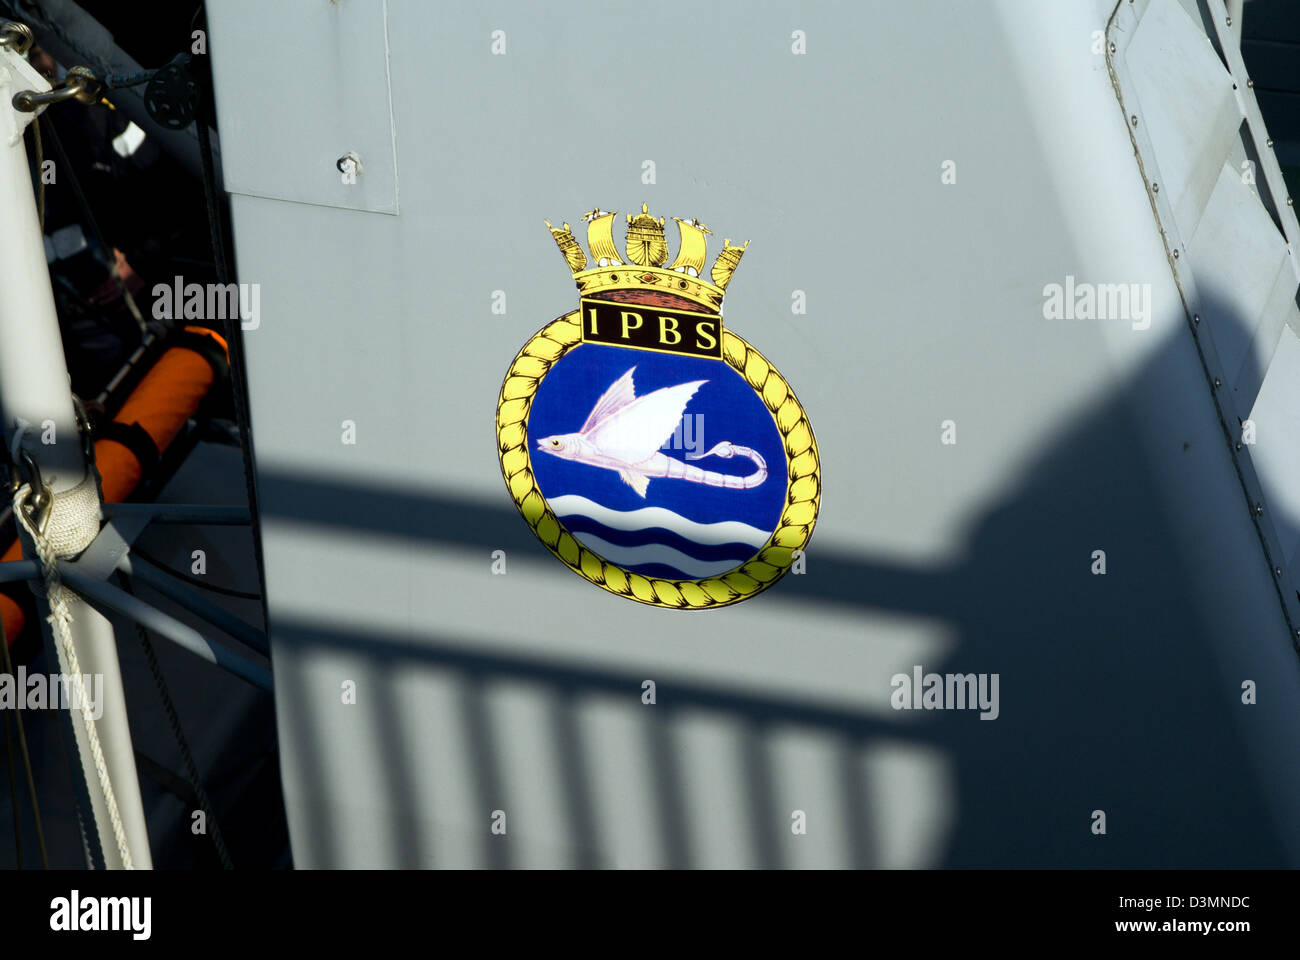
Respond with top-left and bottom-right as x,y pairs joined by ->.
0,28 -> 151,869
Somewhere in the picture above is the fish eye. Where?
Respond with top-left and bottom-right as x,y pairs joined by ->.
550,439 -> 561,447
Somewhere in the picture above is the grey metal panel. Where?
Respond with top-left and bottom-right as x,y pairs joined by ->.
1109,0 -> 1300,624
211,0 -> 1300,867
1189,161 -> 1293,387
1127,0 -> 1242,239
1120,0 -> 1299,415
1249,319 -> 1300,571
205,0 -> 398,214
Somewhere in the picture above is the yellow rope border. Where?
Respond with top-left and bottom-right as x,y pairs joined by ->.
496,311 -> 820,609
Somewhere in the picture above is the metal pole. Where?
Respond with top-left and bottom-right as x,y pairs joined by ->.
0,561 -> 273,690
102,503 -> 252,525
0,41 -> 151,869
0,47 -> 81,490
63,569 -> 273,692
0,559 -> 38,583
117,553 -> 271,656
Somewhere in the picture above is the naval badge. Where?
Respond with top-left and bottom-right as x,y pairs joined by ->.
496,204 -> 820,608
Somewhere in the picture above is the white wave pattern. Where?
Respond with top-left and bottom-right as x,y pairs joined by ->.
570,533 -> 747,579
547,495 -> 771,549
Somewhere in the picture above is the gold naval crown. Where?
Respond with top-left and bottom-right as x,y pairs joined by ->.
545,203 -> 748,314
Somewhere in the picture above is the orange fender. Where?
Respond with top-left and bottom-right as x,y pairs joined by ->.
3,326 -> 229,647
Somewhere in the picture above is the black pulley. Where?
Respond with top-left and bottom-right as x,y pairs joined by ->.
143,54 -> 198,130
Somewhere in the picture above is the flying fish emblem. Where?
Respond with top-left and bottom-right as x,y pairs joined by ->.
535,367 -> 767,498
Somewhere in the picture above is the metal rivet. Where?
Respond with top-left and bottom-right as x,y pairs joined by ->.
1276,567 -> 1283,577
1267,138 -> 1275,148
1153,182 -> 1160,193
1108,42 -> 1116,54
1247,78 -> 1254,88
1227,16 -> 1233,26
1256,504 -> 1264,515
1288,197 -> 1294,207
1236,442 -> 1243,450
1193,314 -> 1201,324
1130,115 -> 1138,127
1173,249 -> 1180,259
1214,378 -> 1222,388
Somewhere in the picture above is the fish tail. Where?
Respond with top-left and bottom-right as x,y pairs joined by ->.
688,442 -> 767,489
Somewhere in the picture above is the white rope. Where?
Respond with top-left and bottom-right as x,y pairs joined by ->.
13,479 -> 133,870
32,470 -> 101,558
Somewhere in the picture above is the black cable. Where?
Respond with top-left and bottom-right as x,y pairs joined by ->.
103,69 -> 156,89
129,544 -> 262,601
0,615 -> 48,868
194,102 -> 228,285
51,696 -> 101,870
116,574 -> 233,869
4,695 -> 23,868
36,113 -> 142,329
194,51 -> 271,634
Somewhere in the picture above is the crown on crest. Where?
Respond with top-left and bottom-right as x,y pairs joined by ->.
545,203 -> 747,314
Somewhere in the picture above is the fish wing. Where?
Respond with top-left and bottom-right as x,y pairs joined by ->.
580,367 -> 638,434
618,470 -> 650,498
588,380 -> 706,465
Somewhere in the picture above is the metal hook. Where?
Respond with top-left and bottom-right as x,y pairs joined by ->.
12,67 -> 103,113
0,20 -> 34,56
16,448 -> 42,496
15,449 -> 52,537
72,394 -> 95,466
